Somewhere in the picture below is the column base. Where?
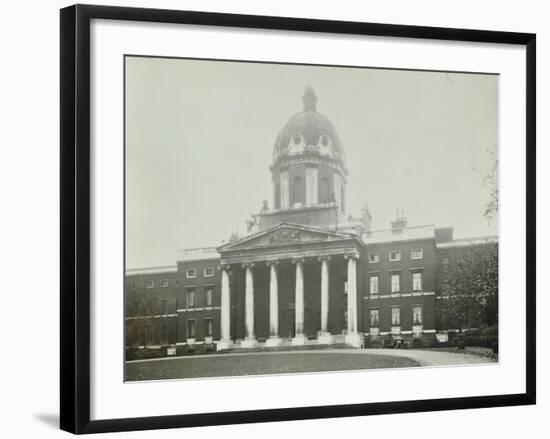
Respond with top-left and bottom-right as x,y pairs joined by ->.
345,332 -> 363,348
216,339 -> 233,351
240,337 -> 257,348
317,333 -> 333,345
265,336 -> 282,347
292,334 -> 307,346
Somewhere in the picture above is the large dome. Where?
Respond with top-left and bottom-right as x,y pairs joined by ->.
273,87 -> 345,163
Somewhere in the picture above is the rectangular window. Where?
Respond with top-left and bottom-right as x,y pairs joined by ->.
187,289 -> 195,308
153,325 -> 160,344
175,279 -> 179,287
131,281 -> 138,289
161,279 -> 169,288
442,256 -> 449,265
204,267 -> 214,277
145,325 -> 154,346
160,299 -> 168,315
413,272 -> 422,292
412,305 -> 423,325
186,268 -> 197,279
205,288 -> 213,306
187,320 -> 196,338
205,318 -> 213,337
368,253 -> 379,263
369,275 -> 379,295
391,307 -> 401,326
370,309 -> 379,327
129,327 -> 138,347
160,325 -> 168,344
411,248 -> 423,260
389,250 -> 401,261
391,274 -> 400,292
146,279 -> 154,289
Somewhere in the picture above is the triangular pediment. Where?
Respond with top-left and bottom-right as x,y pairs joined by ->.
218,222 -> 353,252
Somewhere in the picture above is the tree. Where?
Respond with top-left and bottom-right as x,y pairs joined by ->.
436,242 -> 498,331
483,146 -> 498,222
125,288 -> 160,347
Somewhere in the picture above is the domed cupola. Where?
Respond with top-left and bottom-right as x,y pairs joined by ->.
270,87 -> 348,213
273,86 -> 345,163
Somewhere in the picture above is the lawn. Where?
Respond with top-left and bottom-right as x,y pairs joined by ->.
125,352 -> 420,381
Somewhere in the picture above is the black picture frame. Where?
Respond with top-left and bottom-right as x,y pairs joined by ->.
60,4 -> 536,434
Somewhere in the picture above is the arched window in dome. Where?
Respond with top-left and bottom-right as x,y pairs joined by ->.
292,176 -> 305,206
289,133 -> 304,153
319,178 -> 330,204
319,135 -> 332,155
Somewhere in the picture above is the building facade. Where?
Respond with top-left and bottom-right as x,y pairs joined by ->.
125,87 -> 497,354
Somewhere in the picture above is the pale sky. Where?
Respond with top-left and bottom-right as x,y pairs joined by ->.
125,56 -> 498,269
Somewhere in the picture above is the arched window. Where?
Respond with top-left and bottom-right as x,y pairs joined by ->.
319,178 -> 330,203
292,176 -> 305,205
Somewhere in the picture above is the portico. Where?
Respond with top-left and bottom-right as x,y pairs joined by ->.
217,222 -> 364,350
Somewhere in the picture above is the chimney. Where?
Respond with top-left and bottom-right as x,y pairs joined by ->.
391,208 -> 407,233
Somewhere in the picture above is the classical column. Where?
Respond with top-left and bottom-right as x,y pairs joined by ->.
216,264 -> 233,351
334,172 -> 342,209
241,263 -> 256,348
344,252 -> 362,347
292,257 -> 306,345
318,256 -> 332,344
280,170 -> 289,209
266,261 -> 282,347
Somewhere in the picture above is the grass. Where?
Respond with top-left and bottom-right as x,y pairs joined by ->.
125,352 -> 420,381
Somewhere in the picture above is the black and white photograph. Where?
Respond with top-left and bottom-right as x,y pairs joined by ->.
124,56 -> 500,382
0,0 -> 541,436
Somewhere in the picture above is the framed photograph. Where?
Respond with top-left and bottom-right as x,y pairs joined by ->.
60,4 -> 536,434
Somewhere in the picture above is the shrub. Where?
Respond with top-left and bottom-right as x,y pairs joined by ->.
491,341 -> 499,354
125,347 -> 165,361
464,335 -> 498,348
368,339 -> 383,349
449,334 -> 458,346
412,338 -> 424,349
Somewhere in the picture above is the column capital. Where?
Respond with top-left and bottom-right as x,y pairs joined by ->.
344,250 -> 360,260
218,264 -> 231,273
265,260 -> 279,267
241,262 -> 255,269
292,256 -> 306,264
318,255 -> 331,262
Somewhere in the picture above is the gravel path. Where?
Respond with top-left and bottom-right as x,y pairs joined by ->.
360,348 -> 497,366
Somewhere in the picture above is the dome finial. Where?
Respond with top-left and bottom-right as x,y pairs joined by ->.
302,86 -> 317,112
